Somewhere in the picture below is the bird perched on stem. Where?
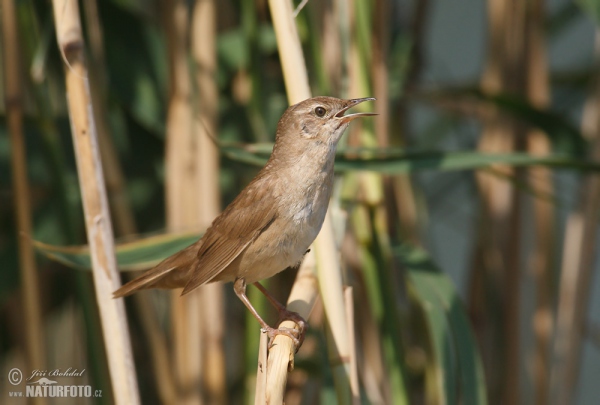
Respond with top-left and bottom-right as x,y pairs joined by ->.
114,96 -> 376,349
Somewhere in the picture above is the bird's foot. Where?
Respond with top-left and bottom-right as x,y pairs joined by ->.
262,325 -> 302,350
277,309 -> 308,347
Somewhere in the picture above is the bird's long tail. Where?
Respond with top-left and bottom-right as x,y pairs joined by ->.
113,242 -> 199,298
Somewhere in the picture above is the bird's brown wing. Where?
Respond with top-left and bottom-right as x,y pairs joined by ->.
180,180 -> 277,295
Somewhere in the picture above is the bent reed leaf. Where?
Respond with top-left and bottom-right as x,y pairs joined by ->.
221,143 -> 600,173
34,231 -> 202,271
398,244 -> 488,405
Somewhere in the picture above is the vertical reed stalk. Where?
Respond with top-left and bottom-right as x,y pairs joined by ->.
344,287 -> 359,405
316,0 -> 341,95
524,2 -> 553,404
391,0 -> 428,245
371,0 -> 388,148
261,1 -> 315,400
2,2 -> 46,403
191,0 -> 226,403
22,5 -> 113,397
82,2 -> 178,402
473,2 -> 528,403
51,0 -> 140,403
162,0 -> 203,402
262,1 -> 354,402
551,30 -> 600,405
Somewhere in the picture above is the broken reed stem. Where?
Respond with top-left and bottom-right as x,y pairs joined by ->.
51,0 -> 139,403
2,0 -> 47,400
262,253 -> 320,404
254,332 -> 269,404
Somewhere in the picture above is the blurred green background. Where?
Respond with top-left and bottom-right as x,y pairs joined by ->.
1,0 -> 600,404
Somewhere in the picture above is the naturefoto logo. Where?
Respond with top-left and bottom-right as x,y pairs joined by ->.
7,368 -> 102,399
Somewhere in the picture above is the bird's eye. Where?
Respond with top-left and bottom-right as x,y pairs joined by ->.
314,106 -> 326,117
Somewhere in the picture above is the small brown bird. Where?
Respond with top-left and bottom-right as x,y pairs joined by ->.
114,96 -> 375,347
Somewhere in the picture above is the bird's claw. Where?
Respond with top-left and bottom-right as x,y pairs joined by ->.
262,326 -> 302,350
277,309 -> 308,348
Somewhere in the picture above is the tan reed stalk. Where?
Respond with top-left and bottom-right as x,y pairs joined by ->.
254,333 -> 269,404
268,0 -> 311,99
2,2 -> 47,404
82,2 -> 178,402
262,1 -> 313,399
524,2 -> 554,404
354,278 -> 389,404
191,1 -> 227,402
389,0 -> 424,245
371,0 -> 389,148
262,255 -> 320,404
134,294 -> 178,403
472,1 -> 527,402
550,29 -> 600,405
344,287 -> 360,405
260,0 -> 353,402
317,0 -> 341,95
51,0 -> 140,403
162,0 -> 203,402
315,218 -> 353,404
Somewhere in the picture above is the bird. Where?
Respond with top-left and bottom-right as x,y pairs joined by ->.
114,96 -> 376,348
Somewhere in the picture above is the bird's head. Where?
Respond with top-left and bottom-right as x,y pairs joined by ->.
272,96 -> 376,159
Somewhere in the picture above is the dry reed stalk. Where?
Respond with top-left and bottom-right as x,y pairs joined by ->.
2,2 -> 47,403
315,217 -> 352,403
83,6 -> 176,404
162,0 -> 203,402
550,30 -> 600,405
254,332 -> 269,404
51,0 -> 140,403
317,0 -> 341,94
267,0 -> 311,100
472,1 -> 528,403
344,6 -> 386,402
356,290 -> 388,404
524,2 -> 554,404
262,1 -> 354,402
391,0 -> 427,245
342,230 -> 389,404
344,287 -> 359,405
134,293 -> 178,404
191,1 -> 226,402
262,0 -> 312,400
371,0 -> 388,148
262,254 -> 320,404
82,1 -> 179,401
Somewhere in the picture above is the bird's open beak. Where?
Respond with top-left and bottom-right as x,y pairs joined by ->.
335,97 -> 377,123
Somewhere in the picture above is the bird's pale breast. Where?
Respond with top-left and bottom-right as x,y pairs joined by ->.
234,146 -> 335,283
